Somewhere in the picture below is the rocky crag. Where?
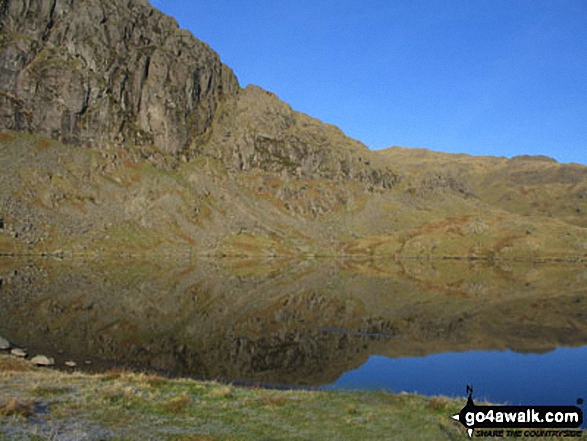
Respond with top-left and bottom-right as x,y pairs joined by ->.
0,0 -> 238,154
1,0 -> 586,259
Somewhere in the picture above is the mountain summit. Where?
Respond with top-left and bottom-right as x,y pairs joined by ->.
1,0 -> 586,259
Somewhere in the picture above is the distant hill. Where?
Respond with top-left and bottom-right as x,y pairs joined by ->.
378,147 -> 587,228
1,0 -> 586,261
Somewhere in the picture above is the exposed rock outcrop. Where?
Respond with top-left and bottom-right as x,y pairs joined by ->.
11,348 -> 26,357
0,0 -> 239,154
0,0 -> 399,191
202,85 -> 399,191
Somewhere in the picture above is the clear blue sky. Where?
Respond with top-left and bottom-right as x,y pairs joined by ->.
150,0 -> 586,164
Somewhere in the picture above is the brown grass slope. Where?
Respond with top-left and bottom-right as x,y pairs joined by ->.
378,147 -> 587,228
2,122 -> 587,260
2,129 -> 587,260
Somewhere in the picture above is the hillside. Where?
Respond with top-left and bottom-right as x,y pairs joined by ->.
1,0 -> 586,261
378,147 -> 587,228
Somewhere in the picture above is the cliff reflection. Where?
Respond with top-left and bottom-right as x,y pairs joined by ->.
0,257 -> 585,386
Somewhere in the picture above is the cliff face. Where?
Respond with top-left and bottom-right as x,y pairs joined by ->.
0,0 -> 398,184
0,0 -> 239,154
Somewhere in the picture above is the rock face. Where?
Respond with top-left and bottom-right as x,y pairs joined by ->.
0,0 -> 239,154
0,0 -> 397,189
0,0 -> 402,239
203,85 -> 399,191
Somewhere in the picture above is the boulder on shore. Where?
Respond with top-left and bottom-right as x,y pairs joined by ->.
31,355 -> 55,366
11,348 -> 26,358
0,336 -> 10,350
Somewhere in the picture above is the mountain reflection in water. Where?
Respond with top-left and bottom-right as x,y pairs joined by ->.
0,257 -> 586,400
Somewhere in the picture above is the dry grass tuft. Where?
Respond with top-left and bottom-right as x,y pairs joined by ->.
122,386 -> 136,399
0,132 -> 15,143
101,367 -> 128,381
36,137 -> 52,150
428,396 -> 450,411
164,394 -> 190,413
130,372 -> 169,388
207,385 -> 233,399
100,381 -> 137,402
0,397 -> 35,418
145,373 -> 168,386
32,385 -> 72,397
347,404 -> 359,415
260,395 -> 287,407
0,356 -> 32,373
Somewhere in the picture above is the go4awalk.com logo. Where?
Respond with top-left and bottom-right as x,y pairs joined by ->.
451,386 -> 584,438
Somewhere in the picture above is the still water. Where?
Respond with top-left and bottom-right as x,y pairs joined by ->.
324,347 -> 587,406
1,256 -> 586,407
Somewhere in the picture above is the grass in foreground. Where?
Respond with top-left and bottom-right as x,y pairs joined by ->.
0,355 -> 581,440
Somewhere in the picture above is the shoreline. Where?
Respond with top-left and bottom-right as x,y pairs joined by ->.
0,354 -> 582,440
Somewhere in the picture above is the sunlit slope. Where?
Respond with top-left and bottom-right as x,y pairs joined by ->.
377,147 -> 587,228
2,131 -> 587,260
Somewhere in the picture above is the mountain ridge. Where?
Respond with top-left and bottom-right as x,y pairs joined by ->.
1,0 -> 586,260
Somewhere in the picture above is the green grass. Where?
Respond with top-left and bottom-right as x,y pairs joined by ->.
0,355 -> 581,440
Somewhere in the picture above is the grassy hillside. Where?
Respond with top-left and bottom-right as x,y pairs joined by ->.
378,147 -> 587,228
2,131 -> 586,261
1,0 -> 585,261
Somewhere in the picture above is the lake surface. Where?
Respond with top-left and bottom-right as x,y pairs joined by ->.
323,346 -> 587,406
1,256 -> 586,409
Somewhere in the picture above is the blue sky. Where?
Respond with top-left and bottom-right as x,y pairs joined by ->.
151,1 -> 586,164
